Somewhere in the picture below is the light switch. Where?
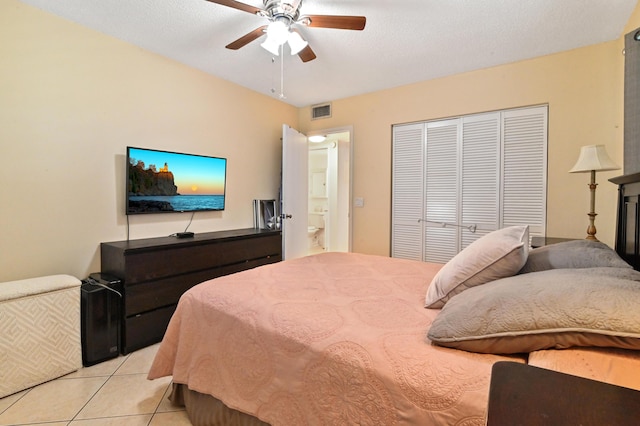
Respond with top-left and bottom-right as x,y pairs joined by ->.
354,197 -> 364,208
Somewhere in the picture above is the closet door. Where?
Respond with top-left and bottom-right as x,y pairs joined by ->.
501,106 -> 548,238
460,113 -> 501,248
391,123 -> 424,260
391,105 -> 547,263
424,120 -> 459,263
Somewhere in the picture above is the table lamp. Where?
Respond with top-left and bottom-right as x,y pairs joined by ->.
569,144 -> 620,241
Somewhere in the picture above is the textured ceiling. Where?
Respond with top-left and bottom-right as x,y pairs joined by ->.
19,0 -> 638,107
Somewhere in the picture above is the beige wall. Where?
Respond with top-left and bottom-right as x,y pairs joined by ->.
299,7 -> 640,256
0,1 -> 298,282
3,1 -> 639,282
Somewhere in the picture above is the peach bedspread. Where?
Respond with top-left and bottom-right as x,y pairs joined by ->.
148,252 -> 525,425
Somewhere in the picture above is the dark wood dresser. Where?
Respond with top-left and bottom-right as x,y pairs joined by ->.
610,172 -> 640,271
101,228 -> 282,354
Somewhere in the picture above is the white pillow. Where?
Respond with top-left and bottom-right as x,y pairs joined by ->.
425,225 -> 529,308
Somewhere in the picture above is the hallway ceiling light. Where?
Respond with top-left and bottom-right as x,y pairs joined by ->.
308,135 -> 326,143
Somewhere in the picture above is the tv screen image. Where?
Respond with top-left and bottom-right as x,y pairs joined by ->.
126,147 -> 227,214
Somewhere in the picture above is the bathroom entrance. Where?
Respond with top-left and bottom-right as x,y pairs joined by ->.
306,129 -> 351,255
281,125 -> 352,260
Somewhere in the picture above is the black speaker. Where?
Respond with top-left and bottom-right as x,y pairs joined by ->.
81,272 -> 122,366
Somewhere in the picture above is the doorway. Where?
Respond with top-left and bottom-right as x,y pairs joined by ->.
281,125 -> 352,260
306,129 -> 352,255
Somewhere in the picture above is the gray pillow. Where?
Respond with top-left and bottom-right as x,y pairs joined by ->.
519,240 -> 631,274
427,267 -> 640,354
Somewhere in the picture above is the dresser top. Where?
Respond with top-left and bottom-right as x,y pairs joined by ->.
101,228 -> 281,252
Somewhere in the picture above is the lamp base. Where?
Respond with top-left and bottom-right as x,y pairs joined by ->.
586,212 -> 598,241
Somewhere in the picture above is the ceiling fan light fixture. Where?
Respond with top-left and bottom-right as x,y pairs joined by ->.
288,31 -> 308,55
211,0 -> 367,64
261,36 -> 281,56
266,20 -> 290,45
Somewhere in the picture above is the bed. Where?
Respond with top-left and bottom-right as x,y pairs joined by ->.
148,225 -> 640,425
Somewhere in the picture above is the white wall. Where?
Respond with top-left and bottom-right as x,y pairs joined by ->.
3,1 -> 639,280
0,1 -> 298,282
299,37 -> 631,255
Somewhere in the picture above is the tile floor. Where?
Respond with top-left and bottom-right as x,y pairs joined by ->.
0,344 -> 191,426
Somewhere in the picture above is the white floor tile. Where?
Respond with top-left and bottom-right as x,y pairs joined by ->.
66,355 -> 129,379
156,383 -> 183,413
0,389 -> 28,414
115,344 -> 161,375
0,377 -> 107,425
0,342 -> 188,425
75,374 -> 171,419
69,414 -> 152,425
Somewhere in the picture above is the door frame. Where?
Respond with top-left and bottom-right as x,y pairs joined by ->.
306,125 -> 354,252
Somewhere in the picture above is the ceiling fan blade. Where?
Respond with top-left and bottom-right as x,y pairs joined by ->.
298,45 -> 317,63
225,26 -> 268,50
204,0 -> 262,15
303,15 -> 366,30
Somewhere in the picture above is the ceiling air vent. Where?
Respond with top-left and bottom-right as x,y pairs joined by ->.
311,103 -> 332,120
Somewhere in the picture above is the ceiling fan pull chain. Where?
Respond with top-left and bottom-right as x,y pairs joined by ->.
270,56 -> 276,95
279,44 -> 286,99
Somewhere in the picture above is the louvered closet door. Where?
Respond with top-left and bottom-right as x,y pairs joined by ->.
424,120 -> 459,263
460,113 -> 501,249
502,106 -> 548,238
391,105 -> 547,263
391,123 -> 424,260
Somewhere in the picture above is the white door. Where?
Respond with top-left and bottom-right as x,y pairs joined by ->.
282,124 -> 309,259
391,106 -> 547,263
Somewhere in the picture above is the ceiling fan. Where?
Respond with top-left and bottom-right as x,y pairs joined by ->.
205,0 -> 366,63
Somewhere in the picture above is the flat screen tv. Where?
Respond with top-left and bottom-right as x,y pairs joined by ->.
126,146 -> 227,215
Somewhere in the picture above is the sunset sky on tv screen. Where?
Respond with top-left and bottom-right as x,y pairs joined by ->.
129,148 -> 226,195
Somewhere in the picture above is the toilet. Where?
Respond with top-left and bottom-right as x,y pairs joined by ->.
307,212 -> 325,250
308,226 -> 319,248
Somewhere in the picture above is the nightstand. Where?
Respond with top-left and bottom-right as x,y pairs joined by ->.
487,362 -> 640,425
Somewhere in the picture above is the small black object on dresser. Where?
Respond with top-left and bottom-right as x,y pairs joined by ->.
100,228 -> 282,354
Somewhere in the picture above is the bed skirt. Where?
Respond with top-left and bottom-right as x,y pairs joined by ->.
170,383 -> 270,426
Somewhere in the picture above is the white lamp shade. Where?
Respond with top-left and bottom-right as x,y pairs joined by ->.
265,21 -> 289,45
288,31 -> 308,55
261,36 -> 281,56
569,145 -> 620,173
